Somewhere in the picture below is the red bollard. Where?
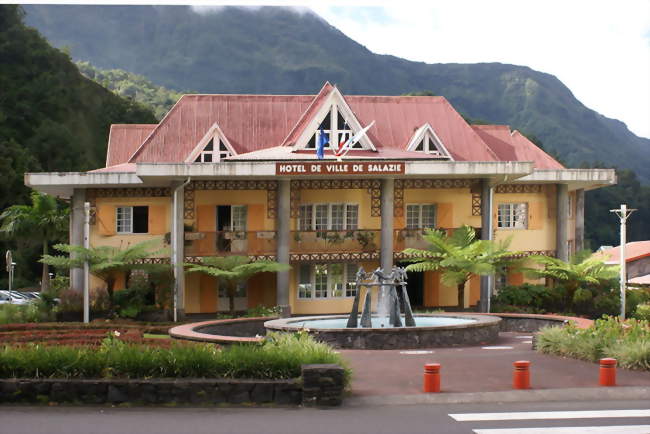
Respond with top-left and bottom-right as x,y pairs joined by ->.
423,363 -> 441,393
513,360 -> 531,389
599,358 -> 617,386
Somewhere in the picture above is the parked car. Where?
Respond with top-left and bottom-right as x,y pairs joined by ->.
0,290 -> 32,305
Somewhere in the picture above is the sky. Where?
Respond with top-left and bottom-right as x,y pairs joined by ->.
28,0 -> 650,138
308,1 -> 650,139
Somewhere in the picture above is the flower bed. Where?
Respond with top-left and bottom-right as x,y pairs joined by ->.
536,316 -> 650,370
0,326 -> 176,348
0,332 -> 349,382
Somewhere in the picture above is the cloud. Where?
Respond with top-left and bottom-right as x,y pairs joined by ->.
311,1 -> 650,138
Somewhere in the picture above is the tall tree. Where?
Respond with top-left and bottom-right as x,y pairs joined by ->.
403,225 -> 519,308
0,191 -> 69,291
185,256 -> 290,315
41,239 -> 168,305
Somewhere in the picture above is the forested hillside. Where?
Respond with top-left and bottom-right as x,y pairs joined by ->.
23,5 -> 650,183
76,62 -> 186,120
0,5 -> 156,285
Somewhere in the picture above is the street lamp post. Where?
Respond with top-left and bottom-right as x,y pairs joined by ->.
610,204 -> 636,320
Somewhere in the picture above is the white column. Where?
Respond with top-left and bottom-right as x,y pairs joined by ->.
479,179 -> 494,312
171,181 -> 186,321
575,189 -> 585,251
70,189 -> 85,292
556,184 -> 569,261
276,179 -> 291,316
380,178 -> 394,272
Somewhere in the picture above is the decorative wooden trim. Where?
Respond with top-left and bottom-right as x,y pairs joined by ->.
185,255 -> 277,263
394,182 -> 404,217
290,251 -> 379,263
396,179 -> 474,189
495,184 -> 543,194
472,193 -> 482,216
184,180 -> 278,220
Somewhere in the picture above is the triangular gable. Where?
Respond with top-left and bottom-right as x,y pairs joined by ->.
185,123 -> 237,163
286,84 -> 377,152
406,123 -> 453,159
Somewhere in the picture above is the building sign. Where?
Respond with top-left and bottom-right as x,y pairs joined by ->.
275,161 -> 404,175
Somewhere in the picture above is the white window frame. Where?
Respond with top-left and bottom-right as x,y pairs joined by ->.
297,263 -> 359,299
116,206 -> 149,234
298,203 -> 359,231
406,204 -> 437,229
497,203 -> 528,229
116,206 -> 133,234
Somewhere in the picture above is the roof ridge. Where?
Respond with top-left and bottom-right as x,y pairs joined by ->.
279,81 -> 334,147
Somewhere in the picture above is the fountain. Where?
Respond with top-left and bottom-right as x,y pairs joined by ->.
264,266 -> 502,349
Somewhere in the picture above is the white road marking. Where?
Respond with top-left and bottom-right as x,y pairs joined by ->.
515,336 -> 533,339
399,350 -> 433,355
451,409 -> 650,421
481,346 -> 514,350
522,340 -> 533,344
473,426 -> 650,433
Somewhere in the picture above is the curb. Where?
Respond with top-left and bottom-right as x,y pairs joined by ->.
346,386 -> 650,407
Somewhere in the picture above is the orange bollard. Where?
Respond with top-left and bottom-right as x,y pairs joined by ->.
599,358 -> 617,386
513,360 -> 531,389
423,363 -> 441,393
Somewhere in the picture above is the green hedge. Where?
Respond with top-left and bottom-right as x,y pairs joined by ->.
0,331 -> 350,383
536,316 -> 650,370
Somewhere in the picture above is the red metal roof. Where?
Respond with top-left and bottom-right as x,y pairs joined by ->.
598,241 -> 650,264
89,163 -> 137,173
106,124 -> 156,167
472,125 -> 564,169
97,84 -> 559,169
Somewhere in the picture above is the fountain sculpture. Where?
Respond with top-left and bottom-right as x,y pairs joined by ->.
346,266 -> 416,328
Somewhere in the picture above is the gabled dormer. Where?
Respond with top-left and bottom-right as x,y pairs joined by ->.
185,123 -> 237,163
291,86 -> 376,152
406,123 -> 452,159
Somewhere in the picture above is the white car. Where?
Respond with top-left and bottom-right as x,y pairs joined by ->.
0,290 -> 31,305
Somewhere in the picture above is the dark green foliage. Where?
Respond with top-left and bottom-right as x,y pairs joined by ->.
584,168 -> 650,248
22,5 -> 650,182
0,331 -> 350,382
491,284 -> 560,313
536,316 -> 650,370
76,61 -> 186,120
0,5 -> 156,287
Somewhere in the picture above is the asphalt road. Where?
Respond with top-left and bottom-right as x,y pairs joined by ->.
2,400 -> 649,434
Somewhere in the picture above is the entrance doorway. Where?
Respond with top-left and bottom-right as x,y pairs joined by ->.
398,262 -> 424,308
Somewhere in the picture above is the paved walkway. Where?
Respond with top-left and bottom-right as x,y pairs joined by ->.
340,332 -> 650,397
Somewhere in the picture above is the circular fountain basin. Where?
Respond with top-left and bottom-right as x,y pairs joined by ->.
264,313 -> 501,350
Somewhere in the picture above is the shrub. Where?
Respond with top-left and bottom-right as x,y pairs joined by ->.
0,331 -> 350,383
0,303 -> 53,325
243,305 -> 281,317
90,287 -> 111,312
491,284 -> 556,313
536,315 -> 650,370
58,289 -> 83,313
635,304 -> 650,321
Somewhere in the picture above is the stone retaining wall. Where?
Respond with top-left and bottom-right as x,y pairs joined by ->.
0,365 -> 345,407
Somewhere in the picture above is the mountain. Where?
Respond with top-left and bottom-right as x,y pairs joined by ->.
0,5 -> 155,212
22,5 -> 650,183
76,61 -> 186,120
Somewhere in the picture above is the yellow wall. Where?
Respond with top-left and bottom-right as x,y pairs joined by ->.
493,187 -> 557,252
192,190 -> 274,231
402,188 -> 480,229
91,196 -> 170,255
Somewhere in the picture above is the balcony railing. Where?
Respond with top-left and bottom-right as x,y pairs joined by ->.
184,227 -> 480,257
291,230 -> 381,254
185,231 -> 277,256
394,227 -> 482,251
